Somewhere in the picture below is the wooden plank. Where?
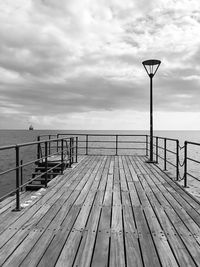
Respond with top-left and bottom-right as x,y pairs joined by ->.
98,156 -> 111,191
124,233 -> 143,267
20,229 -> 55,267
1,155 -> 200,266
127,156 -> 139,181
92,207 -> 111,266
74,156 -> 103,205
2,229 -> 42,267
127,182 -> 141,207
0,157 -> 95,249
37,206 -> 81,267
19,158 -> 97,266
135,157 -> 199,266
55,230 -> 82,267
73,206 -> 102,266
143,206 -> 178,267
133,206 -> 161,267
0,155 -> 92,233
153,205 -> 197,267
123,204 -> 143,266
91,233 -> 109,267
0,229 -> 29,266
109,232 -> 126,267
103,156 -> 114,207
110,174 -> 125,267
119,156 -> 128,192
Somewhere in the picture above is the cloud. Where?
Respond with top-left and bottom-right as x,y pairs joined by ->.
0,0 -> 200,129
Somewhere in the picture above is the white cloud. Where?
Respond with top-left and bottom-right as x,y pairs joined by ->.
0,0 -> 200,129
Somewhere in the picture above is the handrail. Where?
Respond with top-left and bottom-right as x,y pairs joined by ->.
145,135 -> 179,180
184,141 -> 200,187
3,132 -> 200,210
0,136 -> 78,211
57,134 -> 147,156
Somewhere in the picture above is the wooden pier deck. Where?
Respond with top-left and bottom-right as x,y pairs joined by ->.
0,155 -> 200,266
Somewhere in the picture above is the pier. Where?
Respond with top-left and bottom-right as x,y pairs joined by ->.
0,134 -> 200,266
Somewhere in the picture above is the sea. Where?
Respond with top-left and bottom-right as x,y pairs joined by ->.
0,129 -> 200,200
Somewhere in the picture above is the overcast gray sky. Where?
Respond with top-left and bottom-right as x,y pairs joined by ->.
1,0 -> 200,130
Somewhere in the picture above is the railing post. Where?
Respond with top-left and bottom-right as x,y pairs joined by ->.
156,137 -> 158,163
146,135 -> 148,156
37,136 -> 40,160
86,135 -> 88,155
184,141 -> 187,187
115,135 -> 118,156
61,139 -> 64,174
14,145 -> 21,211
69,138 -> 72,167
45,141 -> 48,188
176,140 -> 179,181
164,138 -> 167,171
48,135 -> 51,155
72,138 -> 74,164
75,137 -> 78,163
20,160 -> 23,191
57,134 -> 59,152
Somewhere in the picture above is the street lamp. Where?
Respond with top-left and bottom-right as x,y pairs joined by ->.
142,59 -> 161,163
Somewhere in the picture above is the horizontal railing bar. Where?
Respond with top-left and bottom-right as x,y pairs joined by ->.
151,136 -> 179,142
0,137 -> 72,151
0,145 -> 16,151
186,172 -> 200,181
154,145 -> 165,150
0,188 -> 17,202
165,160 -> 176,168
0,166 -> 16,176
87,147 -> 146,150
186,141 -> 200,146
21,162 -> 62,189
19,137 -> 71,148
58,133 -> 147,137
165,149 -> 176,155
152,144 -> 176,155
38,134 -> 58,138
84,140 -> 146,144
153,153 -> 164,161
18,149 -> 69,170
187,157 -> 200,164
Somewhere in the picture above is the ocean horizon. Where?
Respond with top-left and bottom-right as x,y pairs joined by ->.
1,129 -> 200,146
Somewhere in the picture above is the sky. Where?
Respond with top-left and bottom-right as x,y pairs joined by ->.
1,0 -> 200,130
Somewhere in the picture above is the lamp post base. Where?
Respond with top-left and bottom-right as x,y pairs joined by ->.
145,160 -> 157,164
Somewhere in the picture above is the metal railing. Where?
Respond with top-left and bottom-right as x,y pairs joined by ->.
184,141 -> 200,188
56,133 -> 148,156
0,136 -> 78,211
2,132 -> 200,211
40,133 -> 180,180
147,135 -> 179,180
39,134 -> 180,179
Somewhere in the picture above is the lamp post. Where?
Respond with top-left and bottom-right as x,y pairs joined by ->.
142,59 -> 161,163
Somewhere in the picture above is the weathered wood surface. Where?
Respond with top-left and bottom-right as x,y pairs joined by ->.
0,155 -> 200,266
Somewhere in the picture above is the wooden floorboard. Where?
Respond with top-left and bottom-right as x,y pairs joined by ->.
0,155 -> 200,266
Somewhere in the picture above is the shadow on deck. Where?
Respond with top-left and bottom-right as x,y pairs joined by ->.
0,155 -> 200,266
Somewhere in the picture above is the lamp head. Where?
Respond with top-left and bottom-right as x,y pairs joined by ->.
142,59 -> 161,77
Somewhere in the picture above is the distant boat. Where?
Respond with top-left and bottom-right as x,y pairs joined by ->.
29,125 -> 34,130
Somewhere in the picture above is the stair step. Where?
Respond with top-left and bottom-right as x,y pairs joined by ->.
32,172 -> 61,177
35,162 -> 63,167
26,184 -> 45,191
35,166 -> 62,171
33,178 -> 52,182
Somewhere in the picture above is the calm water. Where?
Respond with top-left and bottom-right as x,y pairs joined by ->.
0,129 -> 200,199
